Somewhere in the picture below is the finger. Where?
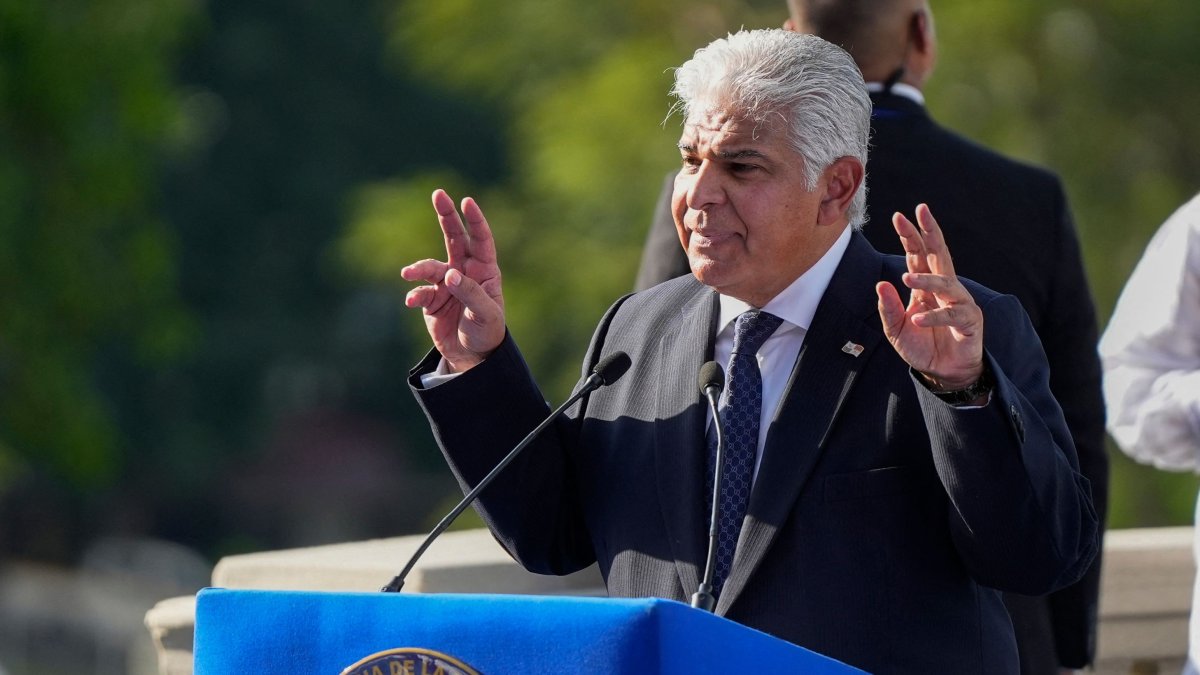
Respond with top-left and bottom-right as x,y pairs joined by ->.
901,272 -> 967,298
460,197 -> 498,266
401,259 -> 451,284
910,305 -> 982,335
914,204 -> 956,277
892,211 -> 930,274
876,281 -> 908,339
405,284 -> 447,310
432,189 -> 470,267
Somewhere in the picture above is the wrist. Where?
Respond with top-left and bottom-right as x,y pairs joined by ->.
918,365 -> 983,393
920,364 -> 994,406
444,356 -> 484,374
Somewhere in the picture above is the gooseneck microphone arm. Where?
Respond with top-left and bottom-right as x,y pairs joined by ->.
381,350 -> 633,593
691,360 -> 725,612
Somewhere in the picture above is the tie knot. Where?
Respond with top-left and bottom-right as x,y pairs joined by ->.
731,310 -> 782,356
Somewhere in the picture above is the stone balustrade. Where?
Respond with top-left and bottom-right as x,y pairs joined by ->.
145,526 -> 1195,674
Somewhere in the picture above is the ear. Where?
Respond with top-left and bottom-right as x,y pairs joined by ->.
817,157 -> 865,227
783,17 -> 797,32
911,10 -> 933,56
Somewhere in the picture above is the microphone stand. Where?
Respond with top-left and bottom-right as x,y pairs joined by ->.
691,365 -> 725,612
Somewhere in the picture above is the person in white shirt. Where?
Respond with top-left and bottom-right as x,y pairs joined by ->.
1100,192 -> 1200,674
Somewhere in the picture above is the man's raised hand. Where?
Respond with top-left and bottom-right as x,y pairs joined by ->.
401,189 -> 506,373
876,204 -> 986,392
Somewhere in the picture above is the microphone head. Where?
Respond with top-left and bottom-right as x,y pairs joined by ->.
593,351 -> 632,386
698,361 -> 724,394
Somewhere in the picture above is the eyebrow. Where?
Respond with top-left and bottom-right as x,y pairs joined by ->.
677,143 -> 770,161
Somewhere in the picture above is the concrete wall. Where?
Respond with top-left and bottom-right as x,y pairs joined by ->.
146,527 -> 1195,675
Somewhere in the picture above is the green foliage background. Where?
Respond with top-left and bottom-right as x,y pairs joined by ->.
0,0 -> 197,557
1,0 -> 1198,564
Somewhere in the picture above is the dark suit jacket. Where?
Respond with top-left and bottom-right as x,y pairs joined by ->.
633,91 -> 1108,671
412,233 -> 1099,674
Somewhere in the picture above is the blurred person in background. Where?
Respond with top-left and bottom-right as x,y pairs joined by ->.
1101,193 -> 1200,675
635,2 -> 1107,671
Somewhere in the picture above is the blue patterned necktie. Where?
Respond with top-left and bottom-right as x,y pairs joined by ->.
706,309 -> 783,597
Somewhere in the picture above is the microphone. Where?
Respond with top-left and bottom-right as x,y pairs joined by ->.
381,350 -> 633,593
691,360 -> 725,612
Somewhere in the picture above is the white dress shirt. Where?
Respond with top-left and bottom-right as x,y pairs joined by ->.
864,81 -> 926,106
710,225 -> 852,481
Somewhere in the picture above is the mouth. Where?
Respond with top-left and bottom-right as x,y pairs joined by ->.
689,230 -> 737,248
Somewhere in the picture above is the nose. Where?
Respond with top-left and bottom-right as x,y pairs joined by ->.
684,161 -> 726,212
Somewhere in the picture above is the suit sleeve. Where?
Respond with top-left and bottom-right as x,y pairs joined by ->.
408,296 -> 633,577
633,172 -> 691,291
916,293 -> 1100,597
408,335 -> 595,575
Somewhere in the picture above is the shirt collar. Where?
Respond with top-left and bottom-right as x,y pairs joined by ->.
865,81 -> 926,106
716,225 -> 853,334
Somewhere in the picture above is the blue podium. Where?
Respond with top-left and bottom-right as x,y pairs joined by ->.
193,588 -> 866,673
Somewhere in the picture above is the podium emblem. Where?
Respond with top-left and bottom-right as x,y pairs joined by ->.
342,647 -> 481,675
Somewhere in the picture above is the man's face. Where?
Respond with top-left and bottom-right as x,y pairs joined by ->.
672,109 -> 845,307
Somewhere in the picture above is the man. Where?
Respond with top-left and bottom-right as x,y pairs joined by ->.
1100,193 -> 1200,675
402,30 -> 1098,673
635,2 -> 1108,672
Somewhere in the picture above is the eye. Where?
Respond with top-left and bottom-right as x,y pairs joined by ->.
680,155 -> 701,172
728,162 -> 759,175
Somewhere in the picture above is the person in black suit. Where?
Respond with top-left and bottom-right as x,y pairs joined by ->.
402,29 -> 1098,673
634,2 -> 1107,671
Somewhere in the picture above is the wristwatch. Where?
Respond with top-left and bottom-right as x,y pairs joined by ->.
929,366 -> 994,406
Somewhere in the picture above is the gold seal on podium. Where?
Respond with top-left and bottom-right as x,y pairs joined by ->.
341,647 -> 482,675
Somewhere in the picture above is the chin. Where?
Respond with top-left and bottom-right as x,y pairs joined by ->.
687,257 -> 725,288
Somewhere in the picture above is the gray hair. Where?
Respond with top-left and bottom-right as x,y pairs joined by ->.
671,29 -> 871,228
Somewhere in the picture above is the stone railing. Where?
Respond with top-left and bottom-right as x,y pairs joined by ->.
145,527 -> 1194,674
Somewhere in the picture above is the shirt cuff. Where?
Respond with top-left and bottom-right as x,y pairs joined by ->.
418,357 -> 462,389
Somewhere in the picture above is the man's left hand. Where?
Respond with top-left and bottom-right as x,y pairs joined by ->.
876,204 -> 985,391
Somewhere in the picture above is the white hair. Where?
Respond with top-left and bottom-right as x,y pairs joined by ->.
671,29 -> 871,228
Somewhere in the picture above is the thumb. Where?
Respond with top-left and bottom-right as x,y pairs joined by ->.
876,281 -> 907,339
444,268 -> 503,327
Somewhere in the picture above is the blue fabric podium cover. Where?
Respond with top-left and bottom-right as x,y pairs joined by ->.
194,588 -> 865,673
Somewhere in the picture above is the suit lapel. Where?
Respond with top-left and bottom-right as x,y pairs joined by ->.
653,286 -> 719,598
716,233 -> 887,614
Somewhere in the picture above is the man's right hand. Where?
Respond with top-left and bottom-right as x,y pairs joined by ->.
401,189 -> 506,373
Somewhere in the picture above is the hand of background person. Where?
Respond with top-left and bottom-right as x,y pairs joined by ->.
401,189 -> 506,373
876,204 -> 986,394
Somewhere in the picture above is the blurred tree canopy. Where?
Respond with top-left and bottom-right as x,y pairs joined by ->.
0,0 -> 504,562
2,0 -> 1199,566
0,0 -> 197,556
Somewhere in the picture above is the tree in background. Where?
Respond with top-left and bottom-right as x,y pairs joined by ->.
342,0 -> 1200,528
0,0 -> 196,559
0,0 -> 511,564
148,0 -> 512,555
